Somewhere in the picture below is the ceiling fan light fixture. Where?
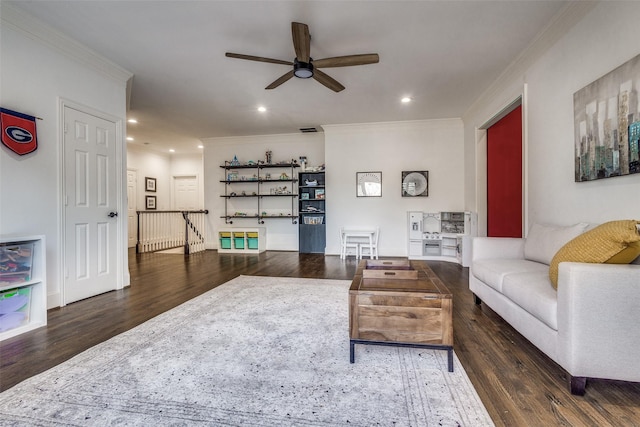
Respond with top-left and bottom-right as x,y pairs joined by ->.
293,59 -> 314,78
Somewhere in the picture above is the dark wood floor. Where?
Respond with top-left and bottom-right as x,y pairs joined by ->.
1,250 -> 639,426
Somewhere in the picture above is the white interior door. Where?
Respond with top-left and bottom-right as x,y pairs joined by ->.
64,106 -> 118,304
127,169 -> 137,248
173,175 -> 198,210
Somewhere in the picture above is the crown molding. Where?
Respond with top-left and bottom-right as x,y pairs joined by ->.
463,1 -> 598,121
1,2 -> 133,85
202,131 -> 324,146
322,118 -> 463,135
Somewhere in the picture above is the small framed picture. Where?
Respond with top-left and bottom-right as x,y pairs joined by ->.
301,193 -> 310,200
402,171 -> 429,197
356,172 -> 382,197
315,188 -> 325,199
146,195 -> 157,210
145,177 -> 157,192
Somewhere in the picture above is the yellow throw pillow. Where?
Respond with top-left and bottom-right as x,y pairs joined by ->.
549,220 -> 640,288
606,240 -> 640,264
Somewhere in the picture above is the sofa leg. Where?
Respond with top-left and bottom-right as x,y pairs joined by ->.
473,294 -> 482,305
570,376 -> 587,395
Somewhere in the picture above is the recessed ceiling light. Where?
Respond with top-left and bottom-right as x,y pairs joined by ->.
127,118 -> 138,123
126,136 -> 134,141
169,149 -> 175,153
401,97 -> 412,103
198,145 -> 204,149
257,106 -> 267,113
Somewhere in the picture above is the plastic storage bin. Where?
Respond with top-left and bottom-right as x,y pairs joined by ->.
0,242 -> 34,285
0,286 -> 32,332
219,232 -> 232,249
233,232 -> 245,249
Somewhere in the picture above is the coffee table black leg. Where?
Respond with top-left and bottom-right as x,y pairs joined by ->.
350,339 -> 454,372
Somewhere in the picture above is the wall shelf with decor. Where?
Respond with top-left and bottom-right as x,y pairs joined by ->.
0,235 -> 47,341
220,161 -> 299,224
299,171 -> 326,253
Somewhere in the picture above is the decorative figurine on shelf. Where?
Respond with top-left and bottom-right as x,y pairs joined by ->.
265,173 -> 271,180
247,160 -> 256,166
230,155 -> 240,166
241,191 -> 246,196
280,172 -> 289,180
265,150 -> 272,164
299,156 -> 307,171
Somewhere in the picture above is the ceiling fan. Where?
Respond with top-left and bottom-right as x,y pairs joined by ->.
225,22 -> 379,92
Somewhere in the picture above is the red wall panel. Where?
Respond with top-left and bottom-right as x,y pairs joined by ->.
487,105 -> 522,237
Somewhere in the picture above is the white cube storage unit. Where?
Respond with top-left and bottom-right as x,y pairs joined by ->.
218,228 -> 266,253
1,235 -> 47,341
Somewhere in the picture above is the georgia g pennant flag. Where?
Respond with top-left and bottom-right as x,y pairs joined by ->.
1,108 -> 38,155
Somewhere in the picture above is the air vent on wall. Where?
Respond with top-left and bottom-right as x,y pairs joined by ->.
299,127 -> 318,133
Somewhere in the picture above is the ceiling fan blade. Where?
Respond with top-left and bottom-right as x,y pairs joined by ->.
225,52 -> 292,66
313,69 -> 345,92
313,53 -> 379,68
291,22 -> 310,62
266,70 -> 294,89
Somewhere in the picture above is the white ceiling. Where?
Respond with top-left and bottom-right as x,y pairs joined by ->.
8,1 -> 570,154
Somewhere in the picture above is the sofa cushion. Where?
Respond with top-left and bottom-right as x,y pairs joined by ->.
523,222 -> 588,265
549,220 -> 640,288
502,271 -> 558,330
472,259 -> 549,293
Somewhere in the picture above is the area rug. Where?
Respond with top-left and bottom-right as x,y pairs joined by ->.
0,275 -> 494,426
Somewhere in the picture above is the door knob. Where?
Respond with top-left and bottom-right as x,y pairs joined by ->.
108,211 -> 118,218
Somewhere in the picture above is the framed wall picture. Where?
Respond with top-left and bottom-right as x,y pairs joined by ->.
356,172 -> 382,197
145,177 -> 157,192
145,195 -> 157,210
573,53 -> 640,181
402,171 -> 429,197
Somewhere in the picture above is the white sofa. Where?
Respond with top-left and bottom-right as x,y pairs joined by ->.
469,223 -> 640,395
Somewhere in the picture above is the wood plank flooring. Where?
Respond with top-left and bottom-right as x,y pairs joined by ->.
1,250 -> 639,426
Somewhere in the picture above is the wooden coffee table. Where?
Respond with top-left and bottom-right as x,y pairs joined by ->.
349,259 -> 454,371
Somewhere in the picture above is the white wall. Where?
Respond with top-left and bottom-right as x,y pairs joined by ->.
127,146 -> 204,212
324,119 -> 465,256
0,5 -> 131,307
127,145 -> 173,211
202,120 -> 464,255
170,153 -> 205,209
202,133 -> 324,250
464,2 -> 640,235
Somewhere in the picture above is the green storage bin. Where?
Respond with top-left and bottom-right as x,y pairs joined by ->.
247,238 -> 259,249
234,238 -> 245,249
219,238 -> 231,249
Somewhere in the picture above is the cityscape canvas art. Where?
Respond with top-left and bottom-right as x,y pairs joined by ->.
573,54 -> 640,181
